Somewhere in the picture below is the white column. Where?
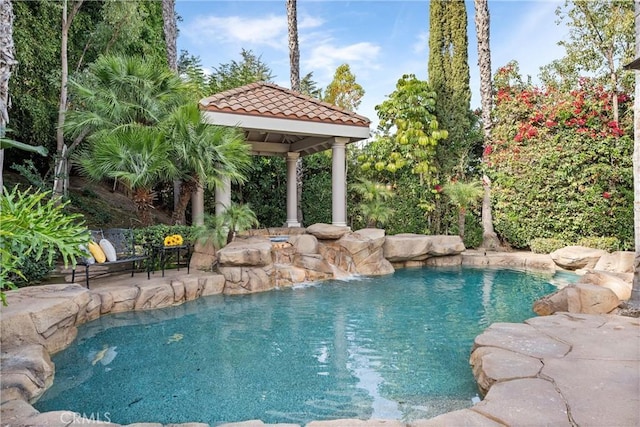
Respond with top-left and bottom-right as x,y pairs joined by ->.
215,176 -> 231,217
332,137 -> 349,227
285,152 -> 301,227
191,185 -> 205,226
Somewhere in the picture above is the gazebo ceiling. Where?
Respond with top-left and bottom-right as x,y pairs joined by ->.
199,82 -> 371,157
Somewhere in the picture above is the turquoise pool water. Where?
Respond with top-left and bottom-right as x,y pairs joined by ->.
35,267 -> 558,425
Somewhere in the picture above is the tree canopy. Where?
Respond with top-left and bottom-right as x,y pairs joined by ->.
324,64 -> 365,111
208,49 -> 274,94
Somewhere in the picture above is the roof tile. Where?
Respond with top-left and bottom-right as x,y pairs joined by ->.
200,82 -> 370,127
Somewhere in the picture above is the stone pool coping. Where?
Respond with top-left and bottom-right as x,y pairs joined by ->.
1,251 -> 638,426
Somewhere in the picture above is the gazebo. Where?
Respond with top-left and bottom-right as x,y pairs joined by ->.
193,82 -> 371,227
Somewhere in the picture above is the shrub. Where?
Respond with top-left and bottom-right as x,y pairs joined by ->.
487,64 -> 633,250
1,186 -> 90,303
462,213 -> 483,249
529,238 -> 568,254
576,236 -> 620,252
9,253 -> 54,287
133,224 -> 197,248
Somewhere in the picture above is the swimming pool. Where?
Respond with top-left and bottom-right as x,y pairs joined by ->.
34,266 -> 558,425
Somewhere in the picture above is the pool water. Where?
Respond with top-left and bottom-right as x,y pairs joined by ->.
35,267 -> 559,425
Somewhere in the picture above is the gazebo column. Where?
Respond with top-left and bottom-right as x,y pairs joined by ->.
191,185 -> 204,226
285,152 -> 301,227
215,176 -> 231,216
332,137 -> 349,227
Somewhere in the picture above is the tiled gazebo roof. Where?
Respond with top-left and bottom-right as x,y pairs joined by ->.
200,82 -> 370,127
199,82 -> 371,157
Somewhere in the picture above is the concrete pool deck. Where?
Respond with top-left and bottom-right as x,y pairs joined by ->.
1,252 -> 638,426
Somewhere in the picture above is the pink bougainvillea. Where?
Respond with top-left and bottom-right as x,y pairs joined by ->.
484,61 -> 633,249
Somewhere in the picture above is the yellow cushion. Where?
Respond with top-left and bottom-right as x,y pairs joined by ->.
88,241 -> 106,263
99,239 -> 117,262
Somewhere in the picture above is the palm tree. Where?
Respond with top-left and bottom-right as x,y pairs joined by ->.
220,202 -> 259,244
161,0 -> 181,211
64,55 -> 187,224
443,180 -> 483,240
474,0 -> 501,250
286,0 -> 300,92
162,0 -> 177,72
286,0 -> 304,225
352,178 -> 394,228
0,0 -> 18,190
65,55 -> 187,137
75,125 -> 178,226
165,103 -> 252,225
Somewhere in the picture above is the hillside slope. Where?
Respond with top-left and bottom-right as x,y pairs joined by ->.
4,172 -> 173,229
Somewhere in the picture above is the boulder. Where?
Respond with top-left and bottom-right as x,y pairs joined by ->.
577,270 -> 632,300
200,274 -> 226,296
220,265 -> 274,294
218,239 -> 273,267
384,234 -> 464,262
533,288 -> 569,316
293,254 -> 335,276
306,223 -> 351,240
0,284 -> 89,353
594,251 -> 635,274
171,280 -> 186,302
288,234 -> 318,254
183,277 -> 202,301
427,235 -> 465,255
550,246 -> 607,270
383,234 -> 432,261
353,228 -> 387,247
0,344 -> 54,402
336,229 -> 394,276
567,283 -> 620,314
105,286 -> 139,313
318,242 -> 356,274
134,283 -> 175,310
84,293 -> 102,322
189,240 -> 217,271
534,283 -> 620,315
425,255 -> 462,267
274,265 -> 308,287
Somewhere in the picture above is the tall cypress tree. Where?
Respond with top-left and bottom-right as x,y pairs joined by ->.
428,0 -> 473,177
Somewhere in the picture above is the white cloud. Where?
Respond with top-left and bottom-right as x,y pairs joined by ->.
299,14 -> 324,30
304,42 -> 381,76
185,14 -> 288,49
183,12 -> 323,52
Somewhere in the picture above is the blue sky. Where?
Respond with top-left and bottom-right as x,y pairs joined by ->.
176,0 -> 568,128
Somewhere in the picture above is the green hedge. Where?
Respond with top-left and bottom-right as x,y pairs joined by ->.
529,238 -> 568,254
